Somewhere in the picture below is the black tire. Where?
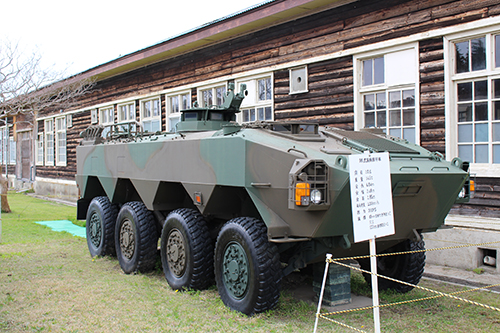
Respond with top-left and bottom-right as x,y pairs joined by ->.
86,196 -> 118,257
160,208 -> 214,290
359,237 -> 426,293
115,201 -> 158,274
214,217 -> 281,315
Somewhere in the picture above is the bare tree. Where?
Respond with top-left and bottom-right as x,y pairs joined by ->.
0,39 -> 95,212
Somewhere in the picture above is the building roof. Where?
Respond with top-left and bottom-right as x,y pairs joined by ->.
77,0 -> 357,81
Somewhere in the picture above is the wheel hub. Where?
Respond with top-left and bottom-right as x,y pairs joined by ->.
120,219 -> 135,260
222,242 -> 248,299
166,229 -> 186,277
89,212 -> 102,248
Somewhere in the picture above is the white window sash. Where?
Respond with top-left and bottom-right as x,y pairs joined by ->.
55,117 -> 66,166
445,28 -> 500,176
36,134 -> 44,166
140,97 -> 161,132
234,74 -> 274,123
353,44 -> 420,145
166,91 -> 190,132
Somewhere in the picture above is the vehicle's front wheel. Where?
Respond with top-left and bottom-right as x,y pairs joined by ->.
161,208 -> 214,290
358,237 -> 426,293
86,196 -> 118,257
115,202 -> 158,274
214,217 -> 281,315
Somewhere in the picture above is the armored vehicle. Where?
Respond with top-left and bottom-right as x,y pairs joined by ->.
76,84 -> 470,315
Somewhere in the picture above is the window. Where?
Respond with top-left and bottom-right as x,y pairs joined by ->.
55,117 -> 66,166
363,89 -> 416,142
118,103 -> 135,123
236,75 -> 273,123
447,30 -> 500,172
167,91 -> 190,132
117,102 -> 136,132
99,106 -> 114,138
362,57 -> 384,86
199,85 -> 226,108
455,37 -> 486,73
9,136 -> 15,164
45,119 -> 54,166
356,46 -> 419,144
0,128 -> 5,164
140,97 -> 161,133
36,133 -> 44,166
91,109 -> 98,124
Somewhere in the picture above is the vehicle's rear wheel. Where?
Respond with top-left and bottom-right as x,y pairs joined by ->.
115,202 -> 158,274
358,237 -> 426,293
161,208 -> 214,290
214,217 -> 281,315
86,196 -> 118,257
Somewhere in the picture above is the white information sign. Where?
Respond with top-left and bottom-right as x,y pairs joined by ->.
349,152 -> 395,243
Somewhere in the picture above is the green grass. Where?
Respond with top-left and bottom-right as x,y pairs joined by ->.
1,192 -> 499,332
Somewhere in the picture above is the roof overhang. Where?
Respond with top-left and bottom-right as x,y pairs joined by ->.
76,0 -> 357,82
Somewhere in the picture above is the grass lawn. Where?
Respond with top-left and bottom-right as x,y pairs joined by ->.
1,192 -> 499,332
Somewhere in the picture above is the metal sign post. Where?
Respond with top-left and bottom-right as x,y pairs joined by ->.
349,151 -> 395,333
369,238 -> 380,332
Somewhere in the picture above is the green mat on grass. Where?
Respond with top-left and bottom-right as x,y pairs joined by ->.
35,220 -> 86,238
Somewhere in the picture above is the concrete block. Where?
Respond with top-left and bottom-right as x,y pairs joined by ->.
313,261 -> 352,306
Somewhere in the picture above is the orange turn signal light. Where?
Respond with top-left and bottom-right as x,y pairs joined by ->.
295,182 -> 310,206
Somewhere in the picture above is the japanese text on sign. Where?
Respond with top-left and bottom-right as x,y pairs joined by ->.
349,152 -> 395,243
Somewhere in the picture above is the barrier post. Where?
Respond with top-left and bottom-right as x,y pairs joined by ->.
313,253 -> 332,333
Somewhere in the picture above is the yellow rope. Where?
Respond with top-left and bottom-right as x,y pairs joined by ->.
328,260 -> 500,312
321,283 -> 500,317
315,240 -> 500,331
316,313 -> 367,333
333,240 -> 500,261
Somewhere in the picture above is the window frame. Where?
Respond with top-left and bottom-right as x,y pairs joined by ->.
55,116 -> 67,166
90,109 -> 98,124
445,27 -> 500,176
0,127 -> 7,165
235,74 -> 274,123
117,102 -> 136,123
166,90 -> 191,132
354,43 -> 420,144
197,83 -> 227,108
99,106 -> 115,126
44,118 -> 54,166
36,132 -> 44,166
140,96 -> 161,133
99,106 -> 115,139
8,136 -> 15,165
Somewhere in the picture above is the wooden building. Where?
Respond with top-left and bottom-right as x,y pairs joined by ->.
19,0 -> 500,216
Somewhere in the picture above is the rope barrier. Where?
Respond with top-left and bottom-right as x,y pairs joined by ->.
333,240 -> 500,262
329,259 -> 500,312
314,239 -> 500,332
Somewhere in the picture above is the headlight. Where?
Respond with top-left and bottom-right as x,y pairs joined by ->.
458,187 -> 466,199
310,189 -> 322,204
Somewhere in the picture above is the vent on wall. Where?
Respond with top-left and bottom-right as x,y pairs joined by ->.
478,248 -> 497,269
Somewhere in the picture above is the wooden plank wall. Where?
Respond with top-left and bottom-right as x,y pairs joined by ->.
274,57 -> 353,128
58,0 -> 500,112
419,38 -> 445,155
451,178 -> 500,217
36,0 -> 500,214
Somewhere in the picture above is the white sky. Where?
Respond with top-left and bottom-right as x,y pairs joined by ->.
1,0 -> 266,77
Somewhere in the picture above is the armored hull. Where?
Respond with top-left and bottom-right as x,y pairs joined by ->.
76,85 -> 469,314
